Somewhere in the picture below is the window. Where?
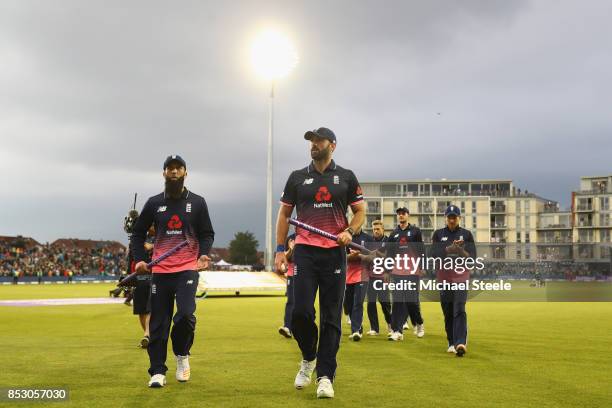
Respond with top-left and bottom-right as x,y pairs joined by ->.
418,216 -> 433,229
516,232 -> 521,243
460,201 -> 465,214
472,201 -> 477,213
366,200 -> 380,214
472,216 -> 477,229
525,216 -> 530,228
525,233 -> 530,243
579,230 -> 593,243
601,197 -> 610,211
381,184 -> 394,197
418,200 -> 433,213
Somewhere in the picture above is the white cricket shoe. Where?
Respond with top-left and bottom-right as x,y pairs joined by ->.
416,324 -> 425,338
316,376 -> 335,399
278,326 -> 292,338
294,359 -> 316,389
366,330 -> 379,336
148,374 -> 166,388
447,345 -> 456,354
175,355 -> 190,382
388,331 -> 404,341
403,321 -> 410,330
349,332 -> 362,341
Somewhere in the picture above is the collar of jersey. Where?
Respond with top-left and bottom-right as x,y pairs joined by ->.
307,159 -> 337,174
163,188 -> 190,200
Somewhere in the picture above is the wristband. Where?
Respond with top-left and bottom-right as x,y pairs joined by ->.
276,244 -> 286,253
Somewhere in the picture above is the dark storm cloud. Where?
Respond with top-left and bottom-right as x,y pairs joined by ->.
0,0 -> 610,246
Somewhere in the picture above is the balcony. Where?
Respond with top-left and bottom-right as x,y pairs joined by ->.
575,205 -> 593,212
537,223 -> 571,230
366,206 -> 380,214
538,237 -> 573,244
491,205 -> 506,213
436,206 -> 447,214
417,206 -> 434,214
576,221 -> 594,228
491,223 -> 507,229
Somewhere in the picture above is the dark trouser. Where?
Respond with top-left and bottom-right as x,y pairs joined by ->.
366,279 -> 391,333
440,289 -> 468,347
407,301 -> 423,327
283,276 -> 295,330
148,270 -> 199,376
292,244 -> 346,381
344,281 -> 367,334
342,284 -> 355,319
390,275 -> 423,333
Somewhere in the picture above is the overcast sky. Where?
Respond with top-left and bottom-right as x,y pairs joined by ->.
1,0 -> 610,247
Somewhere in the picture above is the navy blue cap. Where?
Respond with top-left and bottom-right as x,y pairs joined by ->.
445,205 -> 461,217
304,127 -> 337,143
163,155 -> 186,170
396,207 -> 409,214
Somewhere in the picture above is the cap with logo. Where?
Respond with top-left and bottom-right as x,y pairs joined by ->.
163,155 -> 187,170
395,207 -> 409,214
445,205 -> 461,217
304,127 -> 337,143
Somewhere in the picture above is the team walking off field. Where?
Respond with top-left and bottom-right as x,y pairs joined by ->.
132,131 -> 477,399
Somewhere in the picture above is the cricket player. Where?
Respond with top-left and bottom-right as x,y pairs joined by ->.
275,127 -> 365,399
366,220 -> 392,336
345,229 -> 373,341
132,155 -> 215,387
386,207 -> 425,341
431,205 -> 476,357
278,233 -> 296,338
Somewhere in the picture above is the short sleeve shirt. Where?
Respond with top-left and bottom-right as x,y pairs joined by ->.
280,160 -> 363,248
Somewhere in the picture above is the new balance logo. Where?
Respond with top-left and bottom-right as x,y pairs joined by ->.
334,269 -> 341,274
157,206 -> 167,213
303,178 -> 314,185
333,175 -> 339,185
186,280 -> 194,285
151,284 -> 157,294
186,203 -> 192,213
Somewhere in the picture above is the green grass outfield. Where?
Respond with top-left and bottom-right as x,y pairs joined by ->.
0,283 -> 611,408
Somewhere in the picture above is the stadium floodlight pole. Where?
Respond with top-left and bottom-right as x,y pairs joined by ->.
251,29 -> 298,271
265,81 -> 275,272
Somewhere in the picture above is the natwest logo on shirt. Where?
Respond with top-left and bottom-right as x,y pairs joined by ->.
314,186 -> 333,208
166,214 -> 183,235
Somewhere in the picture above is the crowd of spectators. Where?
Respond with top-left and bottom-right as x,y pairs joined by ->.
0,237 -> 127,278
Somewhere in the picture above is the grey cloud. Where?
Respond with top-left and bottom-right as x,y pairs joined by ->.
0,0 -> 610,246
